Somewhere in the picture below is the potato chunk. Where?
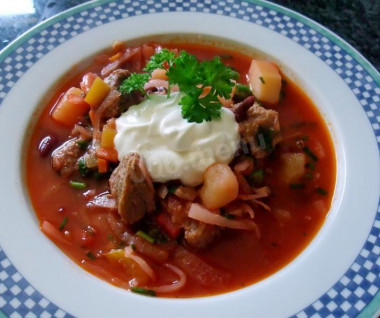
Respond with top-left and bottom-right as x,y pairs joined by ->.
199,163 -> 239,210
248,60 -> 282,104
280,153 -> 306,183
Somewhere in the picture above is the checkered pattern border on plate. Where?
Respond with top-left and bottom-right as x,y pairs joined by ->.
0,0 -> 379,317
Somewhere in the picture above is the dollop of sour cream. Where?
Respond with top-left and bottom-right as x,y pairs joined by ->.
114,92 -> 239,186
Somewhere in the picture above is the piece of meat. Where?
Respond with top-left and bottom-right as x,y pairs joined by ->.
104,69 -> 130,90
232,95 -> 255,122
51,138 -> 82,176
239,102 -> 281,159
109,153 -> 155,224
184,220 -> 220,249
96,89 -> 122,119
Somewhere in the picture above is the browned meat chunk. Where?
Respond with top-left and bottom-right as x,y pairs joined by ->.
109,153 -> 155,224
184,220 -> 220,249
51,138 -> 82,176
239,102 -> 281,159
104,69 -> 130,90
96,89 -> 122,119
232,95 -> 255,122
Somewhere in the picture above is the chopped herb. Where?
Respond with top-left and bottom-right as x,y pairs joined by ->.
59,217 -> 68,231
256,127 -> 275,152
76,139 -> 90,151
136,230 -> 155,244
259,76 -> 265,84
279,89 -> 286,103
117,241 -> 126,249
107,234 -> 116,243
303,146 -> 318,162
234,83 -> 253,101
119,73 -> 150,96
167,185 -> 178,194
249,169 -> 264,184
281,79 -> 287,86
130,243 -> 136,251
131,287 -> 156,297
305,162 -> 315,170
301,135 -> 309,141
121,50 -> 239,123
69,180 -> 87,189
78,157 -> 90,177
143,48 -> 176,73
316,187 -> 328,195
221,212 -> 235,220
148,228 -> 169,244
289,183 -> 305,189
305,172 -> 313,179
86,251 -> 96,260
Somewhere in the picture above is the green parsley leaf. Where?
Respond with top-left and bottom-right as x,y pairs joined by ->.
167,51 -> 201,92
144,48 -> 176,73
119,73 -> 150,95
200,57 -> 239,99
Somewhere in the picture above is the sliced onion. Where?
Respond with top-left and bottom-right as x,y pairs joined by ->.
149,263 -> 187,294
144,79 -> 169,91
188,203 -> 259,232
124,246 -> 156,281
253,186 -> 271,196
41,220 -> 71,246
238,193 -> 268,200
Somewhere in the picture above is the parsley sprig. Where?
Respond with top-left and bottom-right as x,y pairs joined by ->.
119,49 -> 239,123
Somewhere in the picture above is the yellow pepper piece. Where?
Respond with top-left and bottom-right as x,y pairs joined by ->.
100,125 -> 117,148
105,249 -> 125,261
84,77 -> 111,108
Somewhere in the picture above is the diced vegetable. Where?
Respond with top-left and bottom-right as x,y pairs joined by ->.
199,163 -> 239,210
97,158 -> 108,173
280,153 -> 306,183
248,60 -> 282,104
105,249 -> 150,285
51,87 -> 89,127
84,77 -> 111,108
156,213 -> 182,239
133,236 -> 169,263
95,147 -> 119,163
100,125 -> 117,148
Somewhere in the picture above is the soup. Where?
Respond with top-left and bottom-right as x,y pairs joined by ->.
26,41 -> 335,297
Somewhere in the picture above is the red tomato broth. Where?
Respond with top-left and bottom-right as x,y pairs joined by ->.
26,42 -> 336,297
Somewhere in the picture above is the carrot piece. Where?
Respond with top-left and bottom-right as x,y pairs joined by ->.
88,109 -> 96,126
97,158 -> 108,173
95,147 -> 119,163
84,77 -> 111,108
51,87 -> 89,127
107,117 -> 116,129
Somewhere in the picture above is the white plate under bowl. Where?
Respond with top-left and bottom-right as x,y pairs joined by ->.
0,1 -> 379,318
